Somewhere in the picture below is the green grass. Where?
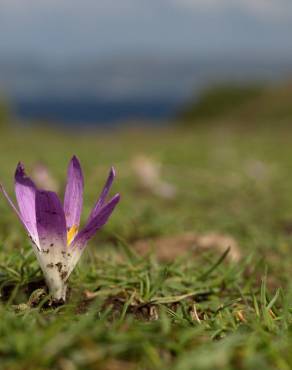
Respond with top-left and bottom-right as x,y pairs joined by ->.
0,123 -> 291,369
0,97 -> 10,129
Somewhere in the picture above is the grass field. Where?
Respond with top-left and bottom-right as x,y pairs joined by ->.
0,122 -> 291,370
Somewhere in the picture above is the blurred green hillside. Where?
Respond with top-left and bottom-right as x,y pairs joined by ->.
179,82 -> 292,125
0,96 -> 10,129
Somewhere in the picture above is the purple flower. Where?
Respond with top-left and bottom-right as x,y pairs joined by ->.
0,156 -> 120,301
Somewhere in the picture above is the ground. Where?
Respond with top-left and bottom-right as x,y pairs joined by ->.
0,123 -> 291,370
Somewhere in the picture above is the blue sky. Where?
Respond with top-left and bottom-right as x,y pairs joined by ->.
0,0 -> 292,61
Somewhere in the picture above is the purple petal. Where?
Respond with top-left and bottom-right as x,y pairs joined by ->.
36,190 -> 67,250
0,183 -> 22,220
14,162 -> 39,245
64,156 -> 84,230
0,184 -> 34,234
72,193 -> 120,248
0,183 -> 40,247
87,167 -> 115,223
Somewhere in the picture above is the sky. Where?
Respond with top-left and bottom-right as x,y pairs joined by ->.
0,0 -> 292,61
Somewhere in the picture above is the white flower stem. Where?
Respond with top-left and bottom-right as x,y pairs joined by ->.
46,276 -> 67,301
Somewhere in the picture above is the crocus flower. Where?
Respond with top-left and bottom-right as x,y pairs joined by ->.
0,156 -> 120,301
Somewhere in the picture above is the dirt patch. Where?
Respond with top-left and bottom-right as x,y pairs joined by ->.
0,277 -> 47,303
102,359 -> 136,370
133,232 -> 241,262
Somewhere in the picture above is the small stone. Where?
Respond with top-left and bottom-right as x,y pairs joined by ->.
28,288 -> 47,306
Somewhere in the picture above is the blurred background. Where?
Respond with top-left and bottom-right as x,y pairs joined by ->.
0,0 -> 292,127
1,0 -> 292,261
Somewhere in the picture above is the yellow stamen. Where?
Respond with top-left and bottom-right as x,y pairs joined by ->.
67,225 -> 79,246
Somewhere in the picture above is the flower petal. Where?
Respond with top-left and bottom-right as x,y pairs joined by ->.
36,190 -> 67,250
0,183 -> 40,249
64,156 -> 84,230
72,193 -> 120,248
0,183 -> 22,220
14,163 -> 39,246
87,167 -> 115,223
